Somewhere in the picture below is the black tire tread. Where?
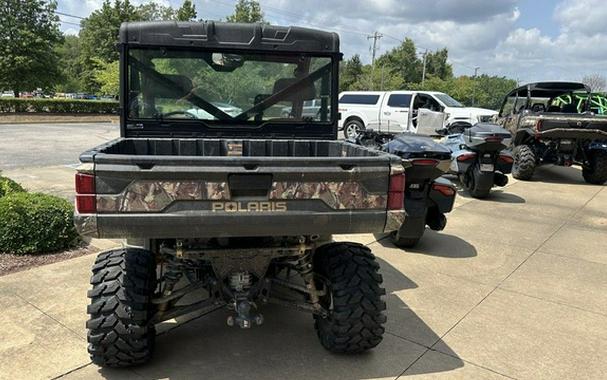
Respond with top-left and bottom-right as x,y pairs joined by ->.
313,242 -> 386,353
583,150 -> 607,185
512,145 -> 536,181
86,247 -> 156,367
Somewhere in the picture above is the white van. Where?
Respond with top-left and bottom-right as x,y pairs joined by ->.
338,91 -> 497,138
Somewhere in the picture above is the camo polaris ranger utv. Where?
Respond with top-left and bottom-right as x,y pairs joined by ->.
497,82 -> 607,184
74,21 -> 407,367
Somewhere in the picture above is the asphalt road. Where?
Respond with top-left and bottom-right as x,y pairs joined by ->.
0,123 -> 119,170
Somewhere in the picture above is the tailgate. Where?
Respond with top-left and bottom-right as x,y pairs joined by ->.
74,139 -> 404,238
538,114 -> 607,140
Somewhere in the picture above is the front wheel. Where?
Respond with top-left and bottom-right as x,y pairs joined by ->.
314,243 -> 386,353
583,150 -> 607,184
343,119 -> 365,139
87,248 -> 157,367
512,145 -> 536,180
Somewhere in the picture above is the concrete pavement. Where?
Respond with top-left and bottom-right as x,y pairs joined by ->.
1,123 -> 606,379
0,166 -> 605,379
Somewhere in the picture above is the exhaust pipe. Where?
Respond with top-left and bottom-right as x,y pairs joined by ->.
494,172 -> 509,187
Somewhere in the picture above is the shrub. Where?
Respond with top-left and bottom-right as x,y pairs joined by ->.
0,98 -> 118,114
0,192 -> 79,254
0,175 -> 25,197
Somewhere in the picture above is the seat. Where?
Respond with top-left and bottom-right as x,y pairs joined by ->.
561,103 -> 578,113
531,103 -> 546,112
546,105 -> 561,113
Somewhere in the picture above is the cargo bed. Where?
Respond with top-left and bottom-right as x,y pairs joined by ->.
75,138 -> 404,239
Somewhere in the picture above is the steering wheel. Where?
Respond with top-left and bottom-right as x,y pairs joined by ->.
161,111 -> 197,119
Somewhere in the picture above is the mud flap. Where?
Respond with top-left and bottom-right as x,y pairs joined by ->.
398,199 -> 427,239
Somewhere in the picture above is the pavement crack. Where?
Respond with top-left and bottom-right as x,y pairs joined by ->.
11,291 -> 86,341
50,362 -> 92,379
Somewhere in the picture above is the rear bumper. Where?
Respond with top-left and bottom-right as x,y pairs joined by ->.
75,210 -> 402,239
538,128 -> 607,141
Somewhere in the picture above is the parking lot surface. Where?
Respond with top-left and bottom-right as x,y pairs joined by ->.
0,123 -> 606,379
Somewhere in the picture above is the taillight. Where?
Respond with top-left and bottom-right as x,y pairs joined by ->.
457,153 -> 476,162
387,173 -> 405,210
75,173 -> 96,213
75,173 -> 95,194
412,159 -> 439,166
432,183 -> 456,197
499,155 -> 514,164
485,136 -> 503,143
535,119 -> 543,131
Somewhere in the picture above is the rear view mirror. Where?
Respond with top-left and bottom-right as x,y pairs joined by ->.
209,53 -> 244,71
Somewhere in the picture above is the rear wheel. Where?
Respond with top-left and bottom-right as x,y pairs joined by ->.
463,166 -> 491,199
343,119 -> 364,139
314,243 -> 386,353
583,150 -> 607,184
512,145 -> 536,180
87,248 -> 156,367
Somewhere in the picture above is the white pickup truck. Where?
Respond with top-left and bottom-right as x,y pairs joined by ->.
338,90 -> 498,138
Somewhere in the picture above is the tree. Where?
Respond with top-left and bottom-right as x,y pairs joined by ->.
375,38 -> 422,85
0,0 -> 63,96
226,0 -> 264,23
582,74 -> 607,92
176,0 -> 197,21
93,58 -> 119,95
137,2 -> 176,21
424,48 -> 453,81
340,55 -> 363,91
55,35 -> 84,93
79,0 -> 141,92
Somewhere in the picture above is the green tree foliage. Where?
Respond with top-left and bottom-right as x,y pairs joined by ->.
137,2 -> 177,21
0,0 -> 63,96
55,35 -> 83,93
176,0 -> 197,21
79,0 -> 140,92
425,48 -> 452,80
93,59 -> 119,95
340,55 -> 363,91
375,38 -> 422,85
226,0 -> 264,23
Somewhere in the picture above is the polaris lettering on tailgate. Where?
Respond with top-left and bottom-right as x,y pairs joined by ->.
212,201 -> 287,212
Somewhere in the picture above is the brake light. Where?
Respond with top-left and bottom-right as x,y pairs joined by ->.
76,195 -> 96,213
75,173 -> 95,194
75,173 -> 96,213
432,183 -> 456,197
457,153 -> 476,162
499,155 -> 514,164
412,159 -> 439,166
387,173 -> 405,210
485,136 -> 503,143
535,119 -> 543,131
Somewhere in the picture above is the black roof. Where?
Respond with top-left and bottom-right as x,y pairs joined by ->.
119,21 -> 340,54
507,81 -> 591,97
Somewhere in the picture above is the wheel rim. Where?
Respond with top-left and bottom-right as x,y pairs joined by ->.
345,123 -> 360,138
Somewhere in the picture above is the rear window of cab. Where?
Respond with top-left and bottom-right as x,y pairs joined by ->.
339,94 -> 380,105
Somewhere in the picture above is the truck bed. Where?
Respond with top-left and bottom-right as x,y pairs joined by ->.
535,113 -> 607,140
75,138 -> 404,239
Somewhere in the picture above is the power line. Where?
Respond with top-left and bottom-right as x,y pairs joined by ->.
55,11 -> 84,20
59,19 -> 81,27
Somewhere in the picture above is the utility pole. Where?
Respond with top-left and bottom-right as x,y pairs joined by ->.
472,67 -> 480,106
421,49 -> 428,86
367,31 -> 383,66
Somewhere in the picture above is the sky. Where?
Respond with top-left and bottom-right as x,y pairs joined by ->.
56,0 -> 607,83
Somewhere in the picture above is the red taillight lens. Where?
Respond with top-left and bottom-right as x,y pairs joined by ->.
75,173 -> 96,213
432,183 -> 456,197
485,136 -> 503,143
387,173 -> 405,210
457,153 -> 476,162
535,119 -> 543,131
412,159 -> 439,166
75,173 -> 95,194
76,195 -> 96,213
499,155 -> 514,164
